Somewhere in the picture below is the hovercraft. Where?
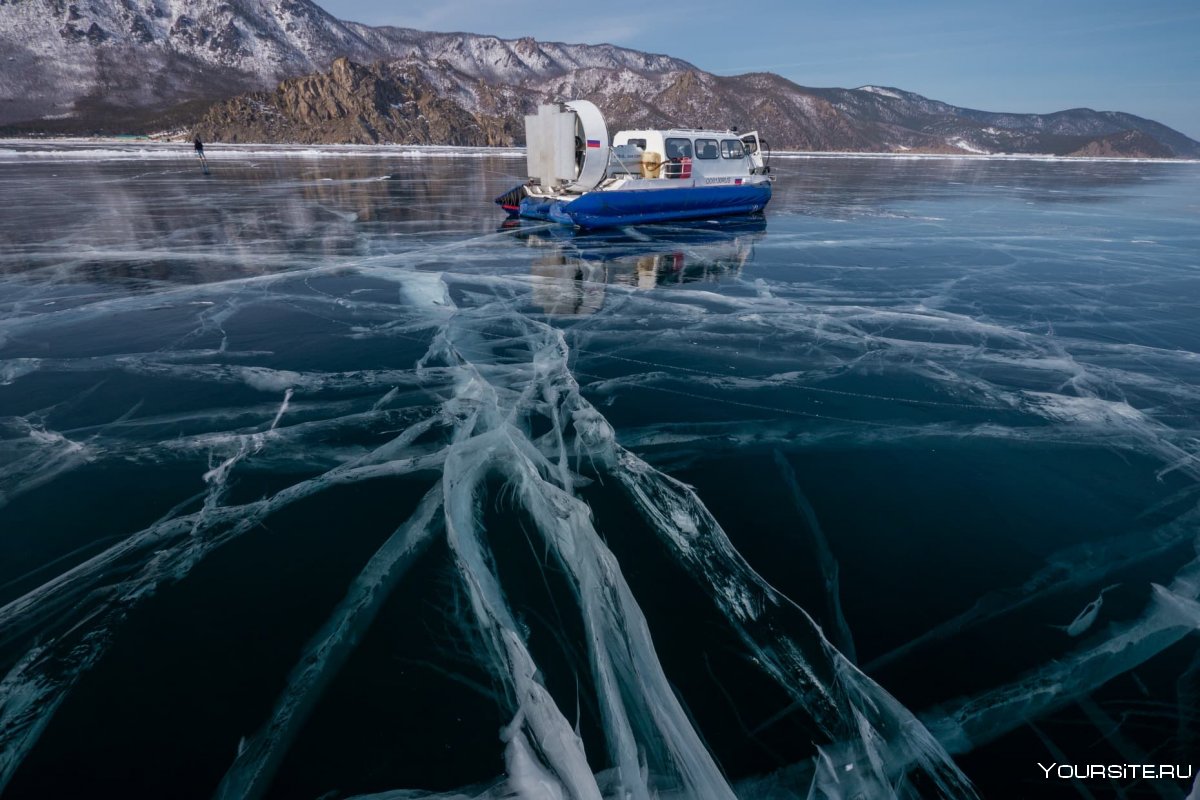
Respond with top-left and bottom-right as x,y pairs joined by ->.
495,100 -> 773,229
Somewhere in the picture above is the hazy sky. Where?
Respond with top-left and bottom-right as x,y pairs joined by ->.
319,0 -> 1200,140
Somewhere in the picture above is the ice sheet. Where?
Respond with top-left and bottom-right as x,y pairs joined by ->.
1,148 -> 1198,799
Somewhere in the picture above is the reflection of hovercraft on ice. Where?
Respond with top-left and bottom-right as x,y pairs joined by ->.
495,100 -> 773,229
514,219 -> 766,315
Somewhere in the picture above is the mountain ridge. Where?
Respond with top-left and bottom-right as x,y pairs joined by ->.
2,0 -> 1197,157
189,57 -> 1200,157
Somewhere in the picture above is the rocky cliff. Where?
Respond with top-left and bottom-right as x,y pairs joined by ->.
193,57 -> 521,145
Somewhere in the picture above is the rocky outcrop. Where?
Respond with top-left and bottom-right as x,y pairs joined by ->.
193,57 -> 519,145
1066,129 -> 1175,158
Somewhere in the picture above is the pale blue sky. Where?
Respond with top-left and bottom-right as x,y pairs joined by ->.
320,0 -> 1200,140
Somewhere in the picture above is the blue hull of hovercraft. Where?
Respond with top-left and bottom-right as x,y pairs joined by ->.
515,183 -> 772,229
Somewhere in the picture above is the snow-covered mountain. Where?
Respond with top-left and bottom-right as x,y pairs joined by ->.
804,83 -> 1199,157
0,0 -> 690,127
3,0 -> 1197,157
2,0 -> 362,125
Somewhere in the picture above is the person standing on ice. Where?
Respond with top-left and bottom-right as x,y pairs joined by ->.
193,135 -> 209,173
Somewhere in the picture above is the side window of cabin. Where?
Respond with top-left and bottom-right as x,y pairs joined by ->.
628,138 -> 647,150
665,138 -> 693,159
694,139 -> 719,159
721,139 -> 746,159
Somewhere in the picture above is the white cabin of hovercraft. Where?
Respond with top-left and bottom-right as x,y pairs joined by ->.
523,101 -> 769,193
609,129 -> 768,182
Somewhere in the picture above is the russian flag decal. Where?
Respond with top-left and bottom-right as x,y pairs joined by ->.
586,139 -> 601,148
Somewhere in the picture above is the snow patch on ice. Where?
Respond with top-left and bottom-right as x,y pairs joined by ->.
239,367 -> 304,393
0,141 -> 524,162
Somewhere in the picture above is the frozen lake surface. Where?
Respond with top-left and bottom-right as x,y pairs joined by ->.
1,145 -> 1199,799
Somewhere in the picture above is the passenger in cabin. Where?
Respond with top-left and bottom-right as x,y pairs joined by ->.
665,138 -> 693,160
663,137 -> 694,178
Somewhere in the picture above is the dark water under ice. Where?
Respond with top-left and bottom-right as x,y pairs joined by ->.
1,143 -> 1199,799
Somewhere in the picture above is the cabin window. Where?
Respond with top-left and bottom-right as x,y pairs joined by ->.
665,138 -> 693,159
721,139 -> 745,159
694,139 -> 719,159
627,138 -> 647,150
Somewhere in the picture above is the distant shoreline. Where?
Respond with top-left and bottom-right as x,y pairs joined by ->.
2,138 -> 1198,165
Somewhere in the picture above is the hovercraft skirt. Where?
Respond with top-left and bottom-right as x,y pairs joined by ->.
519,183 -> 772,229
